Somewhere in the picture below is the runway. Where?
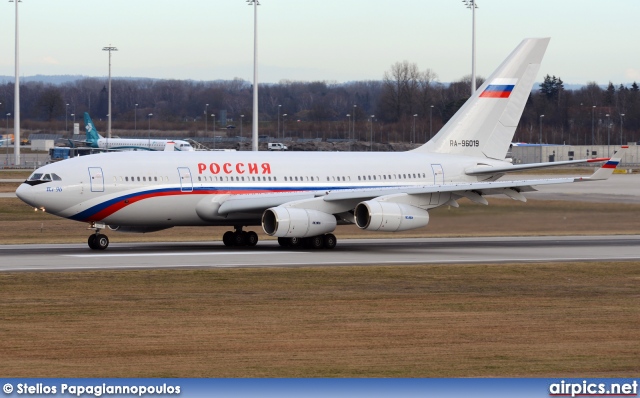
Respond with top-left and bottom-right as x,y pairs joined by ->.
2,235 -> 640,272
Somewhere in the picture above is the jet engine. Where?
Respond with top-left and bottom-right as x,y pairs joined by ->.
354,201 -> 429,232
262,207 -> 337,238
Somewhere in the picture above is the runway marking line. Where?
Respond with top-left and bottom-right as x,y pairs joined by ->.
65,251 -> 308,258
3,255 -> 640,273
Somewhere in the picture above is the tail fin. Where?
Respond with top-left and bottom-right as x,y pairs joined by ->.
83,112 -> 103,147
579,146 -> 628,181
415,38 -> 550,160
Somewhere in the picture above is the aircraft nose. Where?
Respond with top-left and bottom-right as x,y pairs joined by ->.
15,183 -> 38,207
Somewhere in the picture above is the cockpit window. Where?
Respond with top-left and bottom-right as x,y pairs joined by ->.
25,172 -> 61,186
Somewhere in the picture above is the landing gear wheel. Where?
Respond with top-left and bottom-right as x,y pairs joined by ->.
277,237 -> 289,247
309,235 -> 324,249
88,234 -> 97,249
323,233 -> 337,249
246,231 -> 259,247
233,231 -> 247,246
289,237 -> 302,248
95,234 -> 109,250
222,231 -> 234,247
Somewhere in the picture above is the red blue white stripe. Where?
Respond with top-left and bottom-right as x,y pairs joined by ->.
480,78 -> 518,98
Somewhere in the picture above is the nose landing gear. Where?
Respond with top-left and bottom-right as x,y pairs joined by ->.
87,222 -> 109,250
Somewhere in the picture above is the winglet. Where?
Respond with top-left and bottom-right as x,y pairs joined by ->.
576,146 -> 628,181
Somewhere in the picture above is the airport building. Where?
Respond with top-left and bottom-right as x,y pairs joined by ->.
510,143 -> 639,167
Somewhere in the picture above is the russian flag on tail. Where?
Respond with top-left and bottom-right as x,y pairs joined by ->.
480,78 -> 518,98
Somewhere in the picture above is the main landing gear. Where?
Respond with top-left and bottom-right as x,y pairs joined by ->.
277,233 -> 337,250
222,226 -> 259,247
87,223 -> 109,250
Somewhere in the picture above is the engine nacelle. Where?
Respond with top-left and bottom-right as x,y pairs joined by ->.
262,207 -> 337,238
354,201 -> 430,232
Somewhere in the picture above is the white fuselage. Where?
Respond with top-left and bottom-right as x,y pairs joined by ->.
96,138 -> 194,151
16,150 -> 496,228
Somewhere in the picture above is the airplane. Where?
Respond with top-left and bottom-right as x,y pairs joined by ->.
71,112 -> 195,152
16,38 -> 628,250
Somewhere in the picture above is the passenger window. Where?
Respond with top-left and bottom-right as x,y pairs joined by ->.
125,177 -> 129,181
137,177 -> 140,181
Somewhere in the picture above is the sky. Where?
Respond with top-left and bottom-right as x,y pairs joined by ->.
0,0 -> 638,86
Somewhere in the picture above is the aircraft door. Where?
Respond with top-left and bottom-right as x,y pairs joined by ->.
429,164 -> 444,205
88,167 -> 104,192
178,167 -> 193,192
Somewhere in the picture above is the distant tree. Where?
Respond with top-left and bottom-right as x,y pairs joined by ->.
36,86 -> 65,121
604,82 -> 616,106
539,74 -> 564,102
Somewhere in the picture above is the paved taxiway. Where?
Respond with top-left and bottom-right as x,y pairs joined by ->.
2,235 -> 640,272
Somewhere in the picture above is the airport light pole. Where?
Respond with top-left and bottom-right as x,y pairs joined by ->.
430,105 -> 434,140
369,115 -> 375,151
10,0 -> 21,165
606,113 -> 610,157
539,114 -> 544,163
412,114 -> 417,143
240,115 -> 244,142
277,104 -> 281,139
247,0 -> 260,151
147,113 -> 153,147
352,105 -> 357,142
134,103 -> 138,131
591,105 -> 596,145
65,103 -> 69,133
204,104 -> 209,133
211,114 -> 216,149
282,114 -> 287,139
462,0 -> 478,96
102,45 -> 118,139
70,113 -> 75,134
5,113 -> 10,164
620,113 -> 625,145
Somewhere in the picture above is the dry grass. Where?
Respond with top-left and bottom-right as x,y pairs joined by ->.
1,189 -> 639,377
0,263 -> 638,377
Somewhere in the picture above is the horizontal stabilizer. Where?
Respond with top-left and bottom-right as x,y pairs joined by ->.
465,157 -> 611,176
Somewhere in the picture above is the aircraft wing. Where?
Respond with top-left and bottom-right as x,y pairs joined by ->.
217,146 -> 626,214
322,177 -> 573,204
